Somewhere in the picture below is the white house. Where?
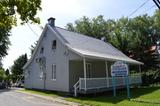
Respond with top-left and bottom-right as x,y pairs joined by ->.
23,18 -> 143,96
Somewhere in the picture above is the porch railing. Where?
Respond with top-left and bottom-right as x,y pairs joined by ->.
79,75 -> 142,90
73,75 -> 141,97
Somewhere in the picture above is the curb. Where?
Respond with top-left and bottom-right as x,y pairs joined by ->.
16,90 -> 79,106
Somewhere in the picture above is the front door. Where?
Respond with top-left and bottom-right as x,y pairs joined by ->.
86,63 -> 92,78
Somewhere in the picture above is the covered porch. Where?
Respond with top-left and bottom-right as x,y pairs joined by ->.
69,58 -> 142,97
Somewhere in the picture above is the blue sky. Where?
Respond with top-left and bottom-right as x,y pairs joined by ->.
2,0 -> 157,69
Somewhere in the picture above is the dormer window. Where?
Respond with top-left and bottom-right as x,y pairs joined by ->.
52,40 -> 56,49
40,47 -> 44,54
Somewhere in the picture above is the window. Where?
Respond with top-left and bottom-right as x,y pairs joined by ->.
25,70 -> 30,78
51,64 -> 56,80
39,64 -> 44,79
40,71 -> 43,79
52,40 -> 56,49
40,47 -> 44,54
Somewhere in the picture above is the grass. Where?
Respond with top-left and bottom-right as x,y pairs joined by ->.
66,86 -> 160,106
19,86 -> 160,106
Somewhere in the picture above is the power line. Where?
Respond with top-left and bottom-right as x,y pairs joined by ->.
128,0 -> 150,17
26,23 -> 39,36
153,0 -> 160,9
143,4 -> 156,13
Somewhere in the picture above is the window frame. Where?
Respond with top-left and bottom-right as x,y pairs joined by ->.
52,40 -> 57,50
51,64 -> 56,80
40,47 -> 44,54
39,70 -> 43,80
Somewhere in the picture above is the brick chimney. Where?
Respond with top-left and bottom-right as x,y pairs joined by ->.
48,17 -> 55,27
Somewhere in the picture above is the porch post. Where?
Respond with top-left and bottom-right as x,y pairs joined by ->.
138,64 -> 142,84
105,61 -> 109,87
127,63 -> 130,75
139,64 -> 141,76
83,58 -> 87,91
139,65 -> 141,74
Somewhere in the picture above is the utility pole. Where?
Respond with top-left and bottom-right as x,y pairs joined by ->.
153,0 -> 160,9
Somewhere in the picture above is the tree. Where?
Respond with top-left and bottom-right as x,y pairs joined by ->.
11,54 -> 28,82
66,13 -> 160,68
0,0 -> 41,61
5,69 -> 10,76
66,15 -> 108,39
0,68 -> 6,82
66,11 -> 160,85
4,68 -> 11,87
0,58 -> 2,68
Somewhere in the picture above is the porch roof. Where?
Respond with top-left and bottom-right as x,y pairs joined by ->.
69,47 -> 142,64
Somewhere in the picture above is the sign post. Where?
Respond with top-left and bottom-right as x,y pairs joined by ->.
111,61 -> 130,99
125,76 -> 130,99
112,76 -> 116,97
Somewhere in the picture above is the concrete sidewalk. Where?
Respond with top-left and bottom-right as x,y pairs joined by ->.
16,90 -> 79,106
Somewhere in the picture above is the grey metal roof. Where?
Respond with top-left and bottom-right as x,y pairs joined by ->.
55,27 -> 143,64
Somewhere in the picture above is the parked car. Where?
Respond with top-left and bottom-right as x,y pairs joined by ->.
12,80 -> 24,88
16,80 -> 24,87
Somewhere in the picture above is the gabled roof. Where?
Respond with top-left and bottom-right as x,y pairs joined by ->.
23,24 -> 143,69
55,27 -> 143,64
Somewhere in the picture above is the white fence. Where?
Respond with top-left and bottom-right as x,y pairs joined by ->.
79,75 -> 142,90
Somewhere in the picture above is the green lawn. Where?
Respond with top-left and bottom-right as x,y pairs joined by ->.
19,86 -> 160,106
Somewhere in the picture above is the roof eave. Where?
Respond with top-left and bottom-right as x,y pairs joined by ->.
23,24 -> 48,70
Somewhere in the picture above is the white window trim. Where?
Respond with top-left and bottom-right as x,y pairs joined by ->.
51,79 -> 56,81
51,64 -> 56,80
39,71 -> 43,80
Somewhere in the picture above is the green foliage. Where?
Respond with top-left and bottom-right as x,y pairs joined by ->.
11,54 -> 28,82
5,68 -> 11,82
66,11 -> 160,84
66,87 -> 160,106
5,69 -> 10,76
66,15 -> 108,39
0,0 -> 41,60
0,68 -> 6,82
142,69 -> 160,85
0,0 -> 41,24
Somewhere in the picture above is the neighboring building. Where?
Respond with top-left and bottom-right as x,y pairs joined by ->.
23,18 -> 143,96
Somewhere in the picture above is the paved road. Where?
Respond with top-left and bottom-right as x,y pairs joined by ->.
0,89 -> 68,106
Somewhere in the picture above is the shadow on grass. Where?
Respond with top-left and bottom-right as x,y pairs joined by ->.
68,86 -> 160,104
131,99 -> 160,105
131,86 -> 160,98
